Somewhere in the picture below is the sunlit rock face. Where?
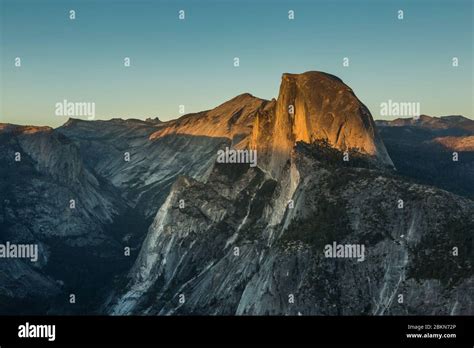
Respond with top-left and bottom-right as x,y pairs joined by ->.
278,72 -> 381,152
146,72 -> 393,180
432,135 -> 474,152
250,72 -> 393,178
106,73 -> 472,316
149,93 -> 269,149
4,71 -> 472,316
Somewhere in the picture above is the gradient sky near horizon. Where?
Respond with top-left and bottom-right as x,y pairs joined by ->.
1,0 -> 472,128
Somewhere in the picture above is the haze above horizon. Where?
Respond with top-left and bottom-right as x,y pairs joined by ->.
1,0 -> 472,127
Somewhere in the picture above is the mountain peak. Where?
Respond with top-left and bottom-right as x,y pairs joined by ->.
261,70 -> 393,172
230,92 -> 258,101
148,91 -> 268,146
282,71 -> 345,84
148,70 -> 393,176
145,117 -> 162,123
62,118 -> 86,127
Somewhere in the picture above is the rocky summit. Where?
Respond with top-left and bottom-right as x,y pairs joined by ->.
250,72 -> 393,179
0,72 -> 472,315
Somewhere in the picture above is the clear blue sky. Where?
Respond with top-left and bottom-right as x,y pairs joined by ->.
1,0 -> 472,127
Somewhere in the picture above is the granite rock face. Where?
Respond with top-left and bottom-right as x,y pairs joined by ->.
1,72 -> 472,315
0,125 -> 130,313
250,72 -> 393,179
106,73 -> 473,316
108,141 -> 474,315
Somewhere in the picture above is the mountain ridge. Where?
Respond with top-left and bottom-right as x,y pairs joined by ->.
376,114 -> 474,134
1,71 -> 472,315
56,71 -> 393,168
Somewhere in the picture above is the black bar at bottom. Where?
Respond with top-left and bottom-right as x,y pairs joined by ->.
0,315 -> 472,346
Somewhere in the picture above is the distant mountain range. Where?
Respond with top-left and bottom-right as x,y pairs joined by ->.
0,72 -> 472,315
376,114 -> 474,133
376,115 -> 474,199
